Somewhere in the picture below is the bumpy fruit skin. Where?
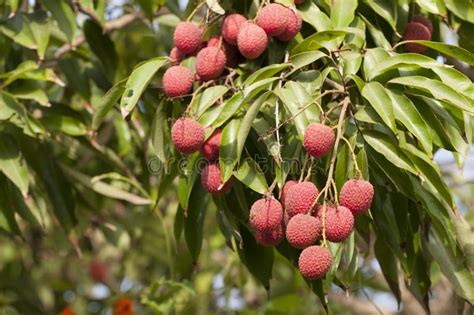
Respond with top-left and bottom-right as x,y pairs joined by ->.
413,15 -> 433,33
162,66 -> 194,98
237,22 -> 269,59
171,118 -> 205,154
298,245 -> 332,280
281,180 -> 298,206
207,36 -> 239,68
250,197 -> 283,232
286,214 -> 321,249
318,206 -> 354,243
200,129 -> 222,161
276,8 -> 302,41
173,22 -> 202,54
403,22 -> 431,53
201,163 -> 233,195
196,47 -> 227,81
222,14 -> 247,45
285,181 -> 319,217
255,224 -> 284,247
256,3 -> 288,36
339,179 -> 374,215
89,260 -> 107,282
169,47 -> 186,64
303,123 -> 335,158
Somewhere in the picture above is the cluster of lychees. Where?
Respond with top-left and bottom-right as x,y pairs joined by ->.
249,123 -> 374,280
162,2 -> 303,99
402,15 -> 433,53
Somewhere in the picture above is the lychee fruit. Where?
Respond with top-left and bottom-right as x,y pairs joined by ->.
286,214 -> 322,249
256,3 -> 288,37
169,47 -> 186,64
88,260 -> 107,282
222,14 -> 247,45
201,163 -> 233,194
249,197 -> 283,232
284,181 -> 318,217
237,22 -> 269,59
412,15 -> 433,33
303,123 -> 335,158
200,129 -> 222,161
171,118 -> 205,154
339,179 -> 374,215
173,22 -> 203,54
281,180 -> 298,206
298,245 -> 332,280
207,36 -> 240,68
276,8 -> 302,41
318,205 -> 354,243
162,65 -> 194,98
402,22 -> 431,53
255,224 -> 284,247
196,47 -> 226,81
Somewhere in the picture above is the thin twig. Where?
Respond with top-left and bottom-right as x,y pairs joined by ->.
340,136 -> 362,178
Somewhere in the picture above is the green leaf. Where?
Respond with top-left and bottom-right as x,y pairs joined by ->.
298,1 -> 333,32
234,159 -> 268,194
83,19 -> 118,78
359,15 -> 392,50
364,0 -> 398,31
41,104 -> 88,136
444,0 -> 474,23
0,134 -> 29,195
27,11 -> 52,59
389,76 -> 474,114
237,225 -> 274,287
397,41 -> 474,66
244,64 -> 290,86
331,0 -> 357,28
361,82 -> 397,133
363,131 -> 416,174
42,0 -> 77,43
9,82 -> 49,107
416,0 -> 447,16
292,30 -> 349,54
0,13 -> 36,49
375,236 -> 401,307
289,51 -> 327,74
206,0 -> 225,15
92,78 -> 126,130
220,119 -> 241,183
192,85 -> 228,118
120,57 -> 168,118
151,100 -> 168,173
185,181 -> 209,261
386,89 -> 432,153
200,92 -> 243,128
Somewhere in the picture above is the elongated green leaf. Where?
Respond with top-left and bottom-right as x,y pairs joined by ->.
359,14 -> 392,50
234,159 -> 268,194
0,134 -> 29,195
42,0 -> 77,43
244,64 -> 290,86
444,0 -> 474,23
0,13 -> 36,49
364,0 -> 398,31
27,11 -> 51,59
389,76 -> 474,114
292,30 -> 349,54
375,236 -> 401,306
83,19 -> 118,78
398,41 -> 474,66
185,181 -> 209,261
386,89 -> 432,153
298,1 -> 333,32
331,0 -> 357,28
10,82 -> 49,107
92,78 -> 126,129
192,85 -> 228,118
220,119 -> 241,182
362,82 -> 397,132
289,51 -> 327,74
369,53 -> 442,80
151,100 -> 168,173
120,57 -> 168,118
416,0 -> 447,15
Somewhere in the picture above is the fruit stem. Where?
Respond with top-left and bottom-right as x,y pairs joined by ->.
304,157 -> 314,181
187,1 -> 206,22
340,136 -> 363,179
299,154 -> 309,182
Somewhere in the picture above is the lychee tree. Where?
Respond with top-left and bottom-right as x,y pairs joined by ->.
1,0 -> 474,313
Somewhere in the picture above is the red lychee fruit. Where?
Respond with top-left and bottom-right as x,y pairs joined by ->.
201,163 -> 233,194
169,47 -> 186,64
162,65 -> 194,98
403,22 -> 431,53
189,41 -> 207,57
318,205 -> 354,243
284,181 -> 318,217
207,36 -> 240,68
339,179 -> 374,215
237,22 -> 269,60
249,197 -> 283,232
200,129 -> 222,161
196,47 -> 226,81
303,123 -> 335,158
222,14 -> 247,45
298,245 -> 332,280
281,180 -> 298,206
171,118 -> 205,154
412,15 -> 433,33
89,260 -> 107,283
276,8 -> 302,41
255,224 -> 284,247
256,3 -> 288,37
173,22 -> 203,54
286,214 -> 322,249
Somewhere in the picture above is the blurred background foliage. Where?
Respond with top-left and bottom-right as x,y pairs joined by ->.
0,0 -> 473,314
